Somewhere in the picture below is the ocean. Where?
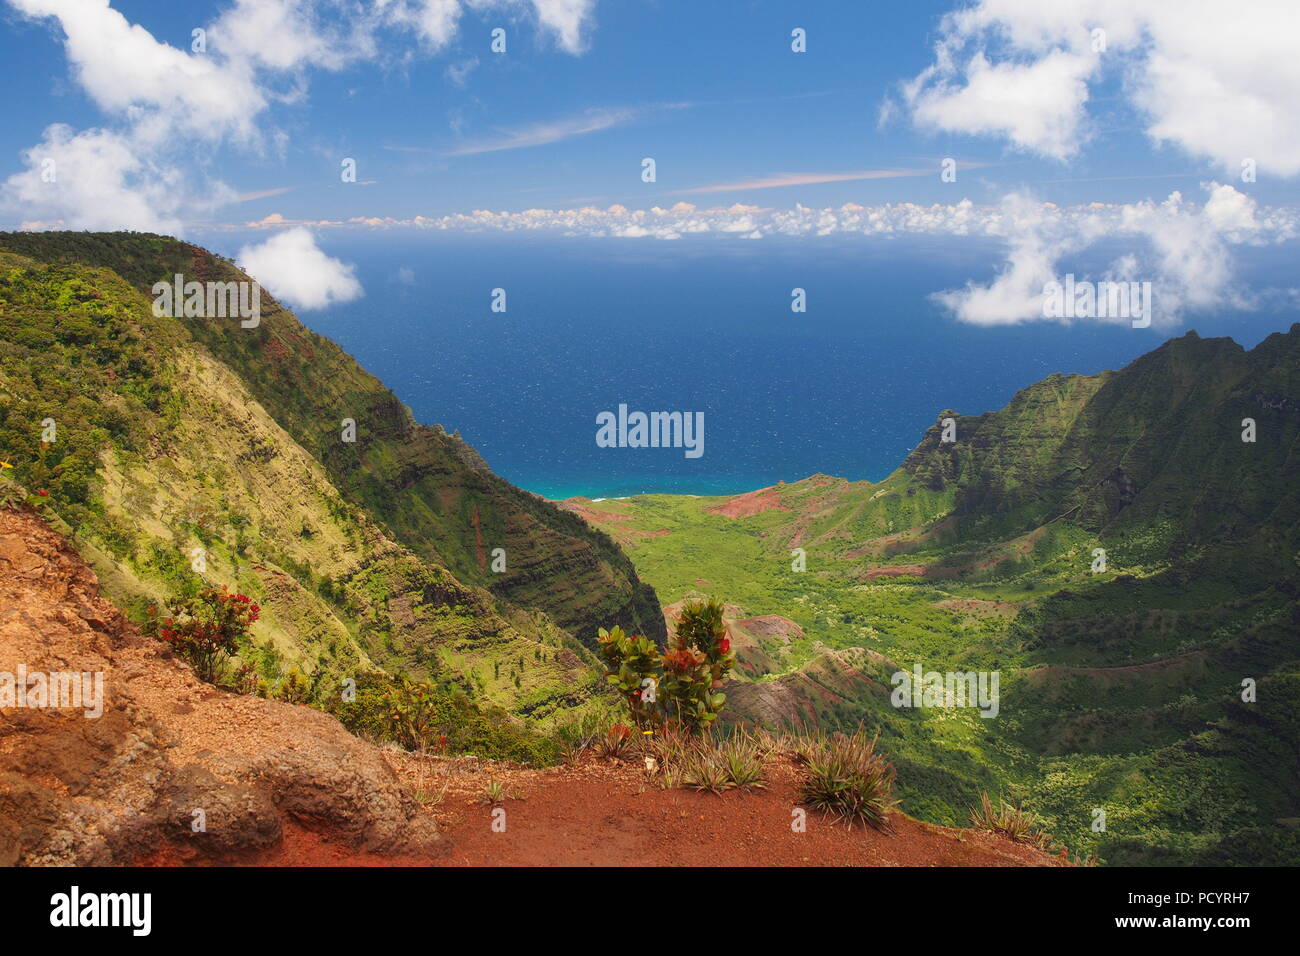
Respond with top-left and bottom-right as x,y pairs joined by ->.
202,230 -> 1299,500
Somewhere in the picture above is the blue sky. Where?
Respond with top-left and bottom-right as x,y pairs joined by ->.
4,0 -> 1299,220
1,0 -> 1297,330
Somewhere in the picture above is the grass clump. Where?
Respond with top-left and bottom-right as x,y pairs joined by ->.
797,728 -> 897,831
969,793 -> 1051,848
718,734 -> 765,790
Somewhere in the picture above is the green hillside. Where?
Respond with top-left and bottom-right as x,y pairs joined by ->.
567,330 -> 1300,865
0,232 -> 664,733
3,230 -> 1295,865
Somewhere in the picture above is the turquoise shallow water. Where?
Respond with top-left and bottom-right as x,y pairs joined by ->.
203,230 -> 1300,499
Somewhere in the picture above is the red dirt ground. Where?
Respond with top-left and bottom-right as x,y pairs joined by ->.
707,486 -> 790,519
133,755 -> 1064,868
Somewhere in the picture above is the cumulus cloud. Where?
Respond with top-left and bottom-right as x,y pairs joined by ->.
904,48 -> 1097,160
242,186 -> 1295,327
3,126 -> 174,233
934,183 -> 1278,327
525,0 -> 598,54
237,227 -> 364,310
890,0 -> 1300,175
1,0 -> 603,232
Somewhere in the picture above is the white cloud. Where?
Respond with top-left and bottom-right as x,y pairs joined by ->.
932,193 -> 1074,325
237,190 -> 1297,249
1,0 -> 603,232
444,56 -> 479,87
527,0 -> 598,54
237,227 -> 364,310
891,0 -> 1300,176
2,123 -> 236,233
905,49 -> 1097,160
381,0 -> 463,51
933,183 -> 1276,327
252,186 -> 1296,327
444,106 -> 634,155
9,0 -> 268,145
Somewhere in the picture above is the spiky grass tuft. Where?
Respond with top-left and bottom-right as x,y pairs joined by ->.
797,728 -> 896,831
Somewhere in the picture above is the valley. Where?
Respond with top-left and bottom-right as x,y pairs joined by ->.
1,232 -> 1296,867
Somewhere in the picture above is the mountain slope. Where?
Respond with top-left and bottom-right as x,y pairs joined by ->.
568,329 -> 1300,865
0,231 -> 665,651
0,234 -> 660,725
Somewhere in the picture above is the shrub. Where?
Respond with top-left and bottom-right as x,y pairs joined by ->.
554,709 -> 608,764
798,729 -> 897,830
273,668 -> 311,705
329,671 -> 560,765
0,472 -> 30,510
597,597 -> 735,735
595,624 -> 661,728
595,722 -> 635,760
149,586 -> 259,684
679,744 -> 732,794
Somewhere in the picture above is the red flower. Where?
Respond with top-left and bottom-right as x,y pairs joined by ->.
36,489 -> 49,497
719,637 -> 731,653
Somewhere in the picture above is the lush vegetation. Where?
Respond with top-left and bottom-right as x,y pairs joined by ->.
0,234 -> 646,768
4,232 -> 1296,863
574,329 -> 1300,865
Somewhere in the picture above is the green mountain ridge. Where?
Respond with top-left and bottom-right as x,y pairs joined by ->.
569,328 -> 1300,865
0,231 -> 661,729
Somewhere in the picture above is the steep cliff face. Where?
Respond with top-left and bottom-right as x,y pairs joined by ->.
0,508 -> 446,865
0,234 -> 665,702
900,329 -> 1300,555
0,231 -> 665,653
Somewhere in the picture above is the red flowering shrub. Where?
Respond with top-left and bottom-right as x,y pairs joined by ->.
151,586 -> 260,684
597,597 -> 734,736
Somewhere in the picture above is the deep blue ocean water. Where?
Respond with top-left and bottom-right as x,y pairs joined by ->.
203,231 -> 1300,500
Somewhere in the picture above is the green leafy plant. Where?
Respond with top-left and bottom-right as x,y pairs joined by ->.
0,472 -> 29,510
554,709 -> 607,765
595,722 -> 635,760
328,671 -> 560,765
273,668 -> 311,705
680,744 -> 732,794
719,734 -> 765,790
595,624 -> 662,729
597,597 -> 735,735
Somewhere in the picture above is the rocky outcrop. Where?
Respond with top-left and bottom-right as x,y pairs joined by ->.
0,508 -> 445,865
